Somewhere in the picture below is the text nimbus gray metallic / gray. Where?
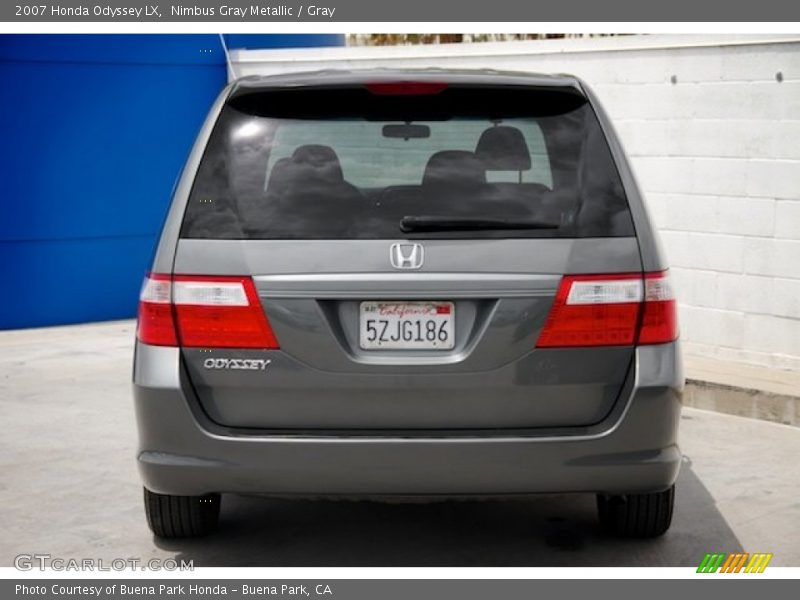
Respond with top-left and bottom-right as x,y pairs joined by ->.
171,4 -> 296,17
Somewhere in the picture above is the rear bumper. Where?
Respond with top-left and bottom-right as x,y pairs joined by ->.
133,343 -> 683,497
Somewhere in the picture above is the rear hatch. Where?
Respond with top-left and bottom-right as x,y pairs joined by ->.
160,81 -> 656,431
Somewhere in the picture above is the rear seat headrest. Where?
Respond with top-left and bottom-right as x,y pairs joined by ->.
291,144 -> 344,181
422,150 -> 486,187
475,126 -> 532,171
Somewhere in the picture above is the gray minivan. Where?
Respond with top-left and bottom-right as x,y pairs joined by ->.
133,69 -> 683,540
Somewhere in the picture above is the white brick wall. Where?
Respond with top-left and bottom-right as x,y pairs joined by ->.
230,34 -> 800,371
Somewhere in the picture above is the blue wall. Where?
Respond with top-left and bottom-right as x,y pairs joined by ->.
0,34 -> 344,329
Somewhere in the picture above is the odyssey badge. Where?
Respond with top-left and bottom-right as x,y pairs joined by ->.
203,358 -> 271,371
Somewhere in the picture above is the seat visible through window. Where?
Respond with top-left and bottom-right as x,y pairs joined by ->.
262,144 -> 364,237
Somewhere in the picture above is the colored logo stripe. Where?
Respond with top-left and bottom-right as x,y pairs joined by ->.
697,553 -> 726,573
720,553 -> 749,573
733,553 -> 750,573
697,552 -> 772,573
720,553 -> 736,572
745,553 -> 773,573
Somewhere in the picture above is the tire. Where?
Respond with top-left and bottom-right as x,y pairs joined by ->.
143,488 -> 221,538
597,485 -> 675,538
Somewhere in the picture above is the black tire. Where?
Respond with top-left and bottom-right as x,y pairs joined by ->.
143,488 -> 220,538
597,485 -> 675,538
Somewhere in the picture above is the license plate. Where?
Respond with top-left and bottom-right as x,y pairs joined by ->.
359,301 -> 455,350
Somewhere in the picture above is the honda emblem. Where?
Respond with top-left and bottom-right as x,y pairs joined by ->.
390,243 -> 424,270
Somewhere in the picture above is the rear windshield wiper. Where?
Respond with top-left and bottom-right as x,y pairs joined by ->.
400,216 -> 560,233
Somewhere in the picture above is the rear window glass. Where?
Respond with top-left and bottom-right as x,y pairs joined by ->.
262,119 -> 554,189
181,85 -> 634,240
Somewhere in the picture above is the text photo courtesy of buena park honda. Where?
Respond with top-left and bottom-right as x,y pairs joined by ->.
1,33 -> 799,568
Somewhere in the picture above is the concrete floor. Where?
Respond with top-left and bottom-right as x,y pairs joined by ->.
1,320 -> 799,567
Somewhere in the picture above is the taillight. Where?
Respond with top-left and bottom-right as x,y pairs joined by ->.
536,271 -> 678,348
136,274 -> 279,349
638,272 -> 679,345
137,273 -> 177,346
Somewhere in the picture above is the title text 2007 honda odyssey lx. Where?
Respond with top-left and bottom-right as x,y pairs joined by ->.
133,69 -> 683,539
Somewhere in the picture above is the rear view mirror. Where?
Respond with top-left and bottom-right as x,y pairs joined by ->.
382,123 -> 431,140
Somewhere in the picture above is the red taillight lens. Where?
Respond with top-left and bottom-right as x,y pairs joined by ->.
536,271 -> 678,348
638,272 -> 679,344
536,273 -> 642,348
366,81 -> 448,95
136,274 -> 279,349
137,274 -> 177,346
172,275 -> 279,349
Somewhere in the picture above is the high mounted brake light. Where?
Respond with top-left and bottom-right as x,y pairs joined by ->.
136,274 -> 279,349
536,271 -> 678,348
366,82 -> 448,95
